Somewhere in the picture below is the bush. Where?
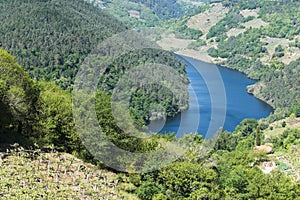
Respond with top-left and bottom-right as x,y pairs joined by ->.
137,182 -> 162,200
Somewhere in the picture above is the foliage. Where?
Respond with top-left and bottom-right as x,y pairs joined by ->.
158,162 -> 219,199
0,49 -> 38,142
204,0 -> 300,115
164,14 -> 204,40
271,128 -> 300,152
127,0 -> 191,20
289,101 -> 300,117
98,49 -> 189,125
261,59 -> 300,108
137,181 -> 162,200
207,10 -> 245,39
234,118 -> 259,137
0,0 -> 190,126
0,0 -> 126,89
96,0 -> 162,28
33,81 -> 80,152
0,146 -> 138,199
187,39 -> 207,50
1,1 -> 300,199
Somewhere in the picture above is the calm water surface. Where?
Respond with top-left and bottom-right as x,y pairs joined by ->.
148,55 -> 273,138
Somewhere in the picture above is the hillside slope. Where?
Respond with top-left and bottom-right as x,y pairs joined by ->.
0,0 -> 189,125
0,0 -> 126,88
158,1 -> 300,117
0,146 -> 138,199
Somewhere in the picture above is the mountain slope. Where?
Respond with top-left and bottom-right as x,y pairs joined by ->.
0,0 -> 126,88
0,146 -> 138,199
158,1 -> 300,118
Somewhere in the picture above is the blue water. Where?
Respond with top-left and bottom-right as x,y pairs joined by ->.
148,55 -> 273,138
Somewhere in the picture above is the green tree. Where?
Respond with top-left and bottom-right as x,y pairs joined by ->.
158,162 -> 218,199
137,181 -> 163,200
235,118 -> 259,137
0,48 -> 38,142
255,126 -> 261,146
33,81 -> 80,152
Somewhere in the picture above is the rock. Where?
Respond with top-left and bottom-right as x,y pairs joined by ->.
254,144 -> 273,154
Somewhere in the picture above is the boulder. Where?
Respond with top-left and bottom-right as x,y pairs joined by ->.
254,144 -> 273,154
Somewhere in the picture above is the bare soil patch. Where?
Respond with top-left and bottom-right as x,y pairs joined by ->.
240,8 -> 260,18
226,28 -> 246,37
157,33 -> 195,51
243,18 -> 268,29
187,3 -> 229,33
260,37 -> 300,65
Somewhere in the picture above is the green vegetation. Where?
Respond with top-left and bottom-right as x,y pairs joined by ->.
127,0 -> 192,20
0,48 -> 180,162
1,47 -> 298,199
96,0 -> 163,27
0,0 -> 189,126
1,0 -> 299,199
0,49 -> 38,142
206,10 -> 245,39
163,4 -> 210,40
130,119 -> 300,199
261,59 -> 300,109
87,0 -> 195,28
98,49 -> 189,125
187,39 -> 206,50
0,0 -> 125,89
200,0 -> 300,116
0,146 -> 138,199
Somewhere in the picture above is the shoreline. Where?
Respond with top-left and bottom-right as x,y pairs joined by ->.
175,52 -> 275,110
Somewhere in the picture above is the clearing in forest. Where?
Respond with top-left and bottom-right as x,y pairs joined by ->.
187,3 -> 229,34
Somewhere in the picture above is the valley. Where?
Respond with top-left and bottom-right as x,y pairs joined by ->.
0,0 -> 299,199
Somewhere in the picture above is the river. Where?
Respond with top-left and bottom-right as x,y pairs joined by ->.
147,55 -> 274,138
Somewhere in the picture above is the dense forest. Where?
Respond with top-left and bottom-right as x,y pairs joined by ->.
127,0 -> 189,20
0,0 -> 189,125
0,0 -> 299,199
0,0 -> 125,88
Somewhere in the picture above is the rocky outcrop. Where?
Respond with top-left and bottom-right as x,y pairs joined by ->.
254,143 -> 273,154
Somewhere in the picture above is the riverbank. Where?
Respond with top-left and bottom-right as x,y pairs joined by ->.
151,55 -> 273,135
173,49 -> 275,110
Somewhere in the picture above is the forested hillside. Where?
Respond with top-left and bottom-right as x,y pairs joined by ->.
0,43 -> 299,200
0,0 -> 189,125
88,0 -> 195,27
127,0 -> 189,20
1,53 -> 299,198
158,0 -> 300,119
207,0 -> 300,117
0,0 -> 300,199
0,0 -> 125,89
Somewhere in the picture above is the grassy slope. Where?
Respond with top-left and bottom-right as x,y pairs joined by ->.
0,147 -> 138,199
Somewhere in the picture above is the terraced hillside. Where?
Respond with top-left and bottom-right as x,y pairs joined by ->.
0,145 -> 138,199
158,0 -> 300,117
